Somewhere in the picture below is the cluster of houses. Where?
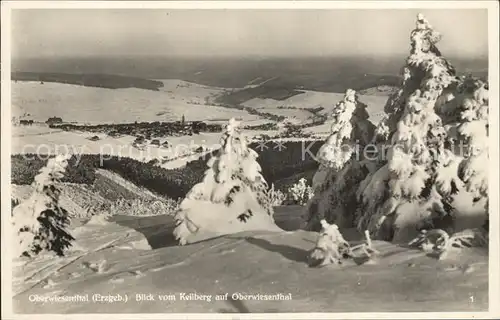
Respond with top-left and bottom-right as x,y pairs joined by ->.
51,120 -> 220,139
13,116 -> 63,126
18,119 -> 34,126
46,117 -> 63,125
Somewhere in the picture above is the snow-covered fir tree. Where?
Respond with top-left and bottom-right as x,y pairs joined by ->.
308,220 -> 351,267
355,13 -> 486,242
375,67 -> 414,144
438,75 -> 489,231
348,70 -> 417,220
172,118 -> 280,245
303,89 -> 375,231
12,154 -> 75,258
452,77 -> 489,202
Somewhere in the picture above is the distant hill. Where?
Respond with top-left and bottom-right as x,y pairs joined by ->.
11,56 -> 416,90
212,73 -> 400,107
12,55 -> 486,92
12,72 -> 164,91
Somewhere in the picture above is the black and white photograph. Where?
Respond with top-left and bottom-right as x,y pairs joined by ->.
1,1 -> 499,318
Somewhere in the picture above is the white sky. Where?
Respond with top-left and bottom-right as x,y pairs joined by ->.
12,9 -> 488,58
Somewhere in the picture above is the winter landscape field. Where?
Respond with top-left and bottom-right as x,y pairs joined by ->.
4,5 -> 496,318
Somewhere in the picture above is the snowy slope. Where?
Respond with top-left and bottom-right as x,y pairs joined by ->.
11,127 -> 226,169
241,89 -> 388,125
12,208 -> 488,314
12,80 -> 389,134
157,79 -> 228,104
242,90 -> 346,110
12,81 -> 260,124
358,85 -> 399,96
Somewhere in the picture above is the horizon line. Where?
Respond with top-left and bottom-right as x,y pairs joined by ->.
12,53 -> 489,61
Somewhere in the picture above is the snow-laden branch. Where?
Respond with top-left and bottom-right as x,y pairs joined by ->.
409,228 -> 488,260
